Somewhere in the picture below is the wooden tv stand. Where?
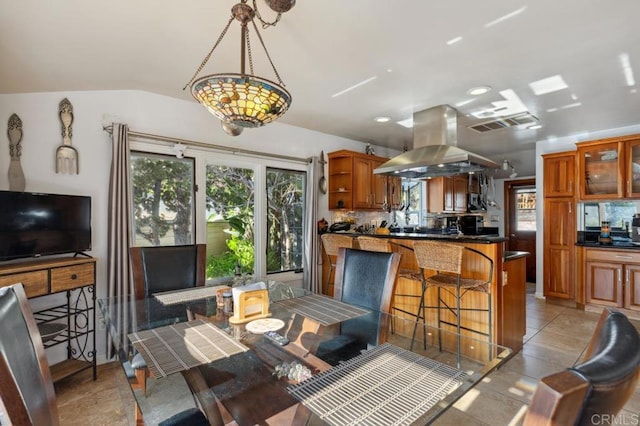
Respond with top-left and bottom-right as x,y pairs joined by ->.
0,256 -> 97,382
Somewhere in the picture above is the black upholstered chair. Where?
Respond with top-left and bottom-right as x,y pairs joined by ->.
127,244 -> 207,420
0,283 -> 59,426
524,308 -> 640,425
315,248 -> 401,364
130,244 -> 206,299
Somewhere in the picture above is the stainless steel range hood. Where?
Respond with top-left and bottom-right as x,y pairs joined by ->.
374,105 -> 499,178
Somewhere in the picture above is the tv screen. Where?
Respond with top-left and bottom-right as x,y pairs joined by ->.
0,191 -> 92,261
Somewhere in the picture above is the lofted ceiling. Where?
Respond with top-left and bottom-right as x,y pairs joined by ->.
2,0 -> 640,177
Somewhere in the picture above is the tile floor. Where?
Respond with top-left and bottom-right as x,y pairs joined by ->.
54,289 -> 640,425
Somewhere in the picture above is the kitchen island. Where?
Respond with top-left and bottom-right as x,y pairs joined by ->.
321,232 -> 528,353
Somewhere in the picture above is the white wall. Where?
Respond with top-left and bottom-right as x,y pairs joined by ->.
0,89 -> 389,363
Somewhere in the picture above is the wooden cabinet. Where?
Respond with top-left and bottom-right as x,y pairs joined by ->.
543,198 -> 576,299
577,135 -> 640,200
427,175 -> 468,213
543,152 -> 577,301
328,150 -> 393,211
500,255 -> 527,353
584,248 -> 640,311
543,152 -> 575,197
0,256 -> 97,382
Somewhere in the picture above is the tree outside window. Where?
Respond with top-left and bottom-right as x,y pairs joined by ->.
131,153 -> 195,246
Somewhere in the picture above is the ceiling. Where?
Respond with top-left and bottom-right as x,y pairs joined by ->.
2,0 -> 640,177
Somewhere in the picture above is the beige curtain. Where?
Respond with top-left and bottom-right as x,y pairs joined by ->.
303,156 -> 321,293
106,123 -> 134,358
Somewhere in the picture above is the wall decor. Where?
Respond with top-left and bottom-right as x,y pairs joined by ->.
55,98 -> 79,174
7,113 -> 25,191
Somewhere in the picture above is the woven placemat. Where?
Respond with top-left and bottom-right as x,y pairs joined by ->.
287,343 -> 467,426
273,294 -> 369,326
129,319 -> 249,378
153,286 -> 220,305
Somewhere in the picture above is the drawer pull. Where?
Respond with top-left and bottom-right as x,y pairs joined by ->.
615,255 -> 633,259
71,274 -> 77,280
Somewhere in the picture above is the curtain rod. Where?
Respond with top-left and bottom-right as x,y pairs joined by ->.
103,125 -> 311,164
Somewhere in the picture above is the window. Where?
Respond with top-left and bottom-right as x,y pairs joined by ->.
130,153 -> 195,246
205,165 -> 255,279
130,141 -> 309,283
266,168 -> 306,273
515,187 -> 536,231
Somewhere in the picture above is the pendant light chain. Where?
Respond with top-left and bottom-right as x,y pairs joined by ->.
183,15 -> 236,90
252,0 -> 282,28
245,26 -> 255,76
251,19 -> 285,86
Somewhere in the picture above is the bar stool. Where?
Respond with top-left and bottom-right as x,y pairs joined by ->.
356,236 -> 391,252
357,236 -> 426,334
320,234 -> 354,295
411,240 -> 493,368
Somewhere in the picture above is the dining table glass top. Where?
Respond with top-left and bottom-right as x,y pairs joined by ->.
98,279 -> 511,426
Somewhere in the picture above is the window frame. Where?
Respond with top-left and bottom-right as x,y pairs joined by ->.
130,139 -> 309,284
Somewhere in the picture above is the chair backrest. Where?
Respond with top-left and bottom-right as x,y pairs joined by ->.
357,236 -> 391,253
130,244 -> 206,299
413,240 -> 464,274
333,247 -> 401,313
0,284 -> 59,426
524,307 -> 640,425
321,234 -> 354,258
332,248 -> 401,347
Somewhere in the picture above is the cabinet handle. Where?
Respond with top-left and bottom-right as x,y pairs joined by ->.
569,204 -> 572,214
71,274 -> 77,280
569,181 -> 573,193
615,255 -> 633,259
627,269 -> 630,284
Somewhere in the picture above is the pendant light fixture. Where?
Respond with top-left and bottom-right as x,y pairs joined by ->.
183,0 -> 294,135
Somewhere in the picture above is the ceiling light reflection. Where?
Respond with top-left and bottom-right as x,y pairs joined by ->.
331,76 -> 378,98
446,36 -> 463,45
620,53 -> 636,87
396,117 -> 413,128
484,6 -> 527,28
529,75 -> 568,95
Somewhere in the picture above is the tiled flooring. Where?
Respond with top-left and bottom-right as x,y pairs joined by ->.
54,289 -> 640,425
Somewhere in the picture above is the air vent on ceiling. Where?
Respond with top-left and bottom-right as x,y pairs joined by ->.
468,112 -> 539,133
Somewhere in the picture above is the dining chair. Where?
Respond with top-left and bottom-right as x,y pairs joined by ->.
320,233 -> 354,295
523,307 -> 640,425
0,283 -> 59,426
130,244 -> 207,299
411,240 -> 493,368
128,243 -> 207,421
316,247 -> 401,364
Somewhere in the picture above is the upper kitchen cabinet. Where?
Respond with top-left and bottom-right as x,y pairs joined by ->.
328,150 -> 392,211
577,134 -> 640,200
427,175 -> 468,213
543,152 -> 575,197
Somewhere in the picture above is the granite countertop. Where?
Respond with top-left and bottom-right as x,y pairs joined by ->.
576,241 -> 640,250
329,231 -> 507,244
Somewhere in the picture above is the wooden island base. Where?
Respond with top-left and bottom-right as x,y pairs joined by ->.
321,235 -> 528,355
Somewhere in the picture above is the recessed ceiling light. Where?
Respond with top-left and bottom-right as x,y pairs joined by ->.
467,86 -> 492,96
529,75 -> 568,95
374,116 -> 391,123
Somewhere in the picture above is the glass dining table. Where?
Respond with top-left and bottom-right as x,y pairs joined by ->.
98,279 -> 511,426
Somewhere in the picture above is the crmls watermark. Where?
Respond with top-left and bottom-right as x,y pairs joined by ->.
591,414 -> 640,425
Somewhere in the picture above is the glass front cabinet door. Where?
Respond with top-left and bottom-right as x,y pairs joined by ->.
578,141 -> 623,199
626,138 -> 640,198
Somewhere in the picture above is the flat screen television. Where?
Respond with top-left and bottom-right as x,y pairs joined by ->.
0,191 -> 92,261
